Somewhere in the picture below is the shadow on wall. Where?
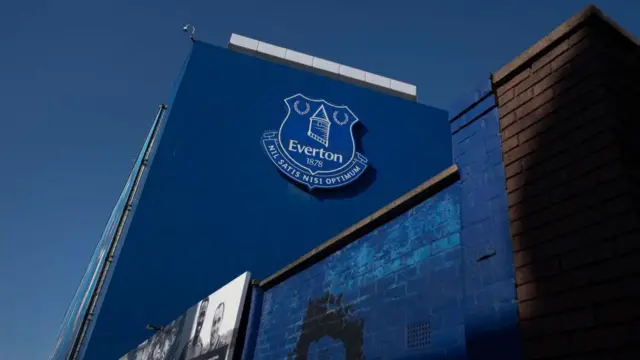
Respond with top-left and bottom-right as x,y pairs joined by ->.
287,293 -> 364,360
282,291 -> 469,360
498,15 -> 640,359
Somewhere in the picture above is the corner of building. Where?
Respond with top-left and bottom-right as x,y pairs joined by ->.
492,4 -> 640,359
448,77 -> 522,360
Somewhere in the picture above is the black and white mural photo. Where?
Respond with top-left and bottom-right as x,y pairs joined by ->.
120,272 -> 251,360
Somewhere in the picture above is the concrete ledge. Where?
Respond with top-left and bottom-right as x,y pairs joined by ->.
493,4 -> 639,86
228,33 -> 417,101
259,164 -> 460,290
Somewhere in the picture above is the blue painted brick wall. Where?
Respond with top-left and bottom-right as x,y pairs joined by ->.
449,77 -> 521,360
253,187 -> 465,360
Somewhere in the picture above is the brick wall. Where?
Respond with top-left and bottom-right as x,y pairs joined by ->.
252,187 -> 465,360
449,79 -> 521,360
494,10 -> 640,359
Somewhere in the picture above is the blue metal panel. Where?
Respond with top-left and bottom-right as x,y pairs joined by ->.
253,187 -> 464,360
82,40 -> 453,360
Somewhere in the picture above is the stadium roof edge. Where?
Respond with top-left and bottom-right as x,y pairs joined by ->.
227,33 -> 418,101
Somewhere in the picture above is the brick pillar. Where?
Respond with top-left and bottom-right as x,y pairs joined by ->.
493,6 -> 640,359
449,79 -> 522,360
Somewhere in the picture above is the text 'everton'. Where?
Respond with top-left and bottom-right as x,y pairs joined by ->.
287,140 -> 343,164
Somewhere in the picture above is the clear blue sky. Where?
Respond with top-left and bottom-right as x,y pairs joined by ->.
0,1 -> 637,359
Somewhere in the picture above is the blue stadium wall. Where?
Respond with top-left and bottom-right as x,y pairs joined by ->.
242,80 -> 521,360
79,40 -> 455,360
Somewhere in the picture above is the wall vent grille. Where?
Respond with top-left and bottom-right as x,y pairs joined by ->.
406,320 -> 431,349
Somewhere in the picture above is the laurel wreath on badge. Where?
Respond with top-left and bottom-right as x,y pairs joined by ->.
332,111 -> 349,125
293,100 -> 310,115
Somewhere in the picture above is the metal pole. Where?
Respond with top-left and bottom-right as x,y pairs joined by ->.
69,104 -> 167,360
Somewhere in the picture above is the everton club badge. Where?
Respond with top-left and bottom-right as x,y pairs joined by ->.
262,94 -> 368,190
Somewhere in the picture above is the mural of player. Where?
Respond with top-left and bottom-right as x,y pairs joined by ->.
179,300 -> 227,360
119,272 -> 250,360
149,316 -> 182,360
178,297 -> 210,360
133,339 -> 152,360
207,302 -> 225,352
